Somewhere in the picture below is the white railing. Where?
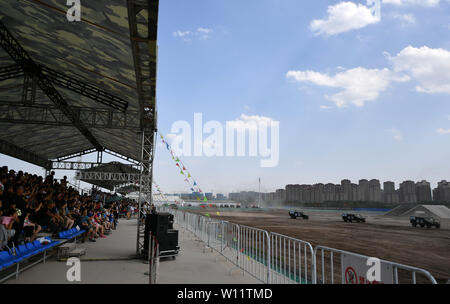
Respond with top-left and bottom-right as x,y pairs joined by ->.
158,207 -> 438,284
269,232 -> 315,284
314,245 -> 437,284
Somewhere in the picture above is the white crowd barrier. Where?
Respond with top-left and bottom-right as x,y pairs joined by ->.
314,245 -> 437,284
157,207 -> 437,284
269,232 -> 315,284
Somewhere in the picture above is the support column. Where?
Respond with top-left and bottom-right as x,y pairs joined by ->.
136,129 -> 155,255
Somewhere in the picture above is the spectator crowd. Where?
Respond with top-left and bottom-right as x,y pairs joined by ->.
0,166 -> 139,251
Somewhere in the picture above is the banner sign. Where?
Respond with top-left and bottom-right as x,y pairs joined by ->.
341,253 -> 394,284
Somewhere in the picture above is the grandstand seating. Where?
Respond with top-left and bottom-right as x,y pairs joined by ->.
0,237 -> 60,271
58,228 -> 85,239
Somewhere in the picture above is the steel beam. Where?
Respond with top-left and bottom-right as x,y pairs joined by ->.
0,64 -> 129,111
51,161 -> 102,171
56,148 -> 99,161
0,21 -> 103,151
0,138 -> 51,169
104,149 -> 140,165
127,0 -> 159,256
21,73 -> 37,104
75,171 -> 148,183
0,64 -> 23,81
41,66 -> 128,111
0,102 -> 140,130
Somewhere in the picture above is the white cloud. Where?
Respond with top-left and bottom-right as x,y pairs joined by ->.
173,30 -> 191,37
390,128 -> 403,141
310,2 -> 380,36
173,28 -> 214,41
437,128 -> 450,134
391,13 -> 416,24
228,114 -> 276,131
389,46 -> 450,94
382,0 -> 440,7
197,27 -> 213,40
320,105 -> 332,110
287,67 -> 409,107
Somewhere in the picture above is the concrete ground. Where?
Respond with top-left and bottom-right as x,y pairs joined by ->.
158,228 -> 260,284
4,219 -> 259,284
190,208 -> 450,283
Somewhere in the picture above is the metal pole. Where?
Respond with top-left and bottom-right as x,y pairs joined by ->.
136,131 -> 145,255
258,177 -> 261,207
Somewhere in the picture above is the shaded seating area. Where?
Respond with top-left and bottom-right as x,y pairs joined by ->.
58,228 -> 85,240
0,237 -> 61,282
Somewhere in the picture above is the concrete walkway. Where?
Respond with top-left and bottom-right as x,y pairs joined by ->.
157,227 -> 260,284
4,219 -> 259,284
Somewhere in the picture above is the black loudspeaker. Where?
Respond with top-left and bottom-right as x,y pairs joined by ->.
144,212 -> 177,254
159,230 -> 179,252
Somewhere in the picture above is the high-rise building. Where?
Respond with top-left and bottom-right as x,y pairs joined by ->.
368,179 -> 382,202
399,181 -> 417,203
383,181 -> 399,203
341,179 -> 352,201
433,180 -> 450,203
358,179 -> 369,201
415,180 -> 432,202
324,183 -> 336,201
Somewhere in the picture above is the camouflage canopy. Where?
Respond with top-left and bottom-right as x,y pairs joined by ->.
0,0 -> 158,168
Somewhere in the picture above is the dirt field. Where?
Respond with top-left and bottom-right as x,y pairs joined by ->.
189,208 -> 450,283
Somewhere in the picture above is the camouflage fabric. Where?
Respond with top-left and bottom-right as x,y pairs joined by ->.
0,0 -> 152,161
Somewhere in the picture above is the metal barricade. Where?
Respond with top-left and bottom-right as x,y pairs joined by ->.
237,225 -> 270,283
269,233 -> 315,284
205,220 -> 223,253
314,245 -> 437,284
156,209 -> 439,285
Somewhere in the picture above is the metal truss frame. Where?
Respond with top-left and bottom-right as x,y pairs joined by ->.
56,149 -> 99,162
0,64 -> 23,81
127,0 -> 159,255
0,20 -> 103,151
41,66 -> 128,111
75,171 -> 149,184
104,149 -> 140,166
0,102 -> 140,130
0,138 -> 52,169
0,63 -> 129,111
51,161 -> 102,171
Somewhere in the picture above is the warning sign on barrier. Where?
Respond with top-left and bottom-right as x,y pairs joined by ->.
341,254 -> 394,284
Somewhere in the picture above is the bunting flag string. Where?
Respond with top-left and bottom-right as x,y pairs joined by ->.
158,132 -> 208,202
152,181 -> 176,205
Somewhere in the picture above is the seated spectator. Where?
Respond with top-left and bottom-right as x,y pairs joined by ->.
79,209 -> 95,242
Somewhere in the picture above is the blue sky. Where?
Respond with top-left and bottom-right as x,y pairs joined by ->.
2,0 -> 450,195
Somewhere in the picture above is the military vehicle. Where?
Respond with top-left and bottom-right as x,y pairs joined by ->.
410,216 -> 440,228
342,213 -> 366,223
289,211 -> 309,220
